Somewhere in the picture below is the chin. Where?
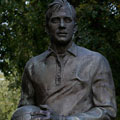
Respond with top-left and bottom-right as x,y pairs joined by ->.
56,39 -> 70,45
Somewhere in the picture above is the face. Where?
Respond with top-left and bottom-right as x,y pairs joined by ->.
47,6 -> 76,45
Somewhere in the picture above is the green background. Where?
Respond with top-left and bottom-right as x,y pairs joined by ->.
0,0 -> 120,119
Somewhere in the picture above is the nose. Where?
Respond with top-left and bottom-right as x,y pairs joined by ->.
59,19 -> 65,28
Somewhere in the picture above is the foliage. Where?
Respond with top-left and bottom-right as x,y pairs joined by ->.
0,0 -> 51,89
0,80 -> 20,120
0,0 -> 120,119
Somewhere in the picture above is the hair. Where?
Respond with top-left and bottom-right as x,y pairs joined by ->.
46,0 -> 76,25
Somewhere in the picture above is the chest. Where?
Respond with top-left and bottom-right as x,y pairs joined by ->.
31,55 -> 93,93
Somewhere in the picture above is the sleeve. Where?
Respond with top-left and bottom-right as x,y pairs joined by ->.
66,54 -> 117,120
18,62 -> 35,107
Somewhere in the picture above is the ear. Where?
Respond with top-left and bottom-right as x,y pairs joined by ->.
73,22 -> 78,34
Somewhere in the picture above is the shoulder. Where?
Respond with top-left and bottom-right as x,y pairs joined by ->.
76,45 -> 110,68
25,50 -> 49,69
76,45 -> 112,76
76,45 -> 107,61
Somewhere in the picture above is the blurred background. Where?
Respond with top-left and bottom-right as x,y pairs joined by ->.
0,0 -> 120,119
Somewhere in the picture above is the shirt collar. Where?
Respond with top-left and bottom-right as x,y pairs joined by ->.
46,42 -> 77,58
67,42 -> 77,57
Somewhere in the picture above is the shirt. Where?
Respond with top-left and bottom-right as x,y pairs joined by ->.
19,43 -> 117,120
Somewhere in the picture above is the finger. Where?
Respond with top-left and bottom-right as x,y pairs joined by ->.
39,105 -> 50,111
31,116 -> 50,120
31,117 -> 41,120
31,112 -> 51,120
31,110 -> 47,116
44,111 -> 50,120
31,116 -> 42,120
39,105 -> 54,113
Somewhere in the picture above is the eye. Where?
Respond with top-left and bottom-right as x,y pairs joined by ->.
64,17 -> 72,23
51,17 -> 60,23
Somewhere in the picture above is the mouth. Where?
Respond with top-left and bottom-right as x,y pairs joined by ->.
57,32 -> 67,37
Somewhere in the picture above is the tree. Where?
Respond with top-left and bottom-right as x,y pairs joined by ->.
0,80 -> 20,120
0,0 -> 120,119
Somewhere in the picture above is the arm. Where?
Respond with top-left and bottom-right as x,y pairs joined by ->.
18,62 -> 51,120
66,55 -> 117,120
18,62 -> 35,107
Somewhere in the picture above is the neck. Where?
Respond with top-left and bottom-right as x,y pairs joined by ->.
50,40 -> 73,54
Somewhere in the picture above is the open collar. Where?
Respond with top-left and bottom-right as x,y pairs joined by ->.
45,42 -> 78,58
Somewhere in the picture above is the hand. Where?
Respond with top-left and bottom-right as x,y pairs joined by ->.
30,105 -> 66,120
66,116 -> 80,120
30,105 -> 50,120
39,105 -> 65,120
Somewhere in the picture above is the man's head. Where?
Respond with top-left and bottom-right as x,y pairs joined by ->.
46,0 -> 77,45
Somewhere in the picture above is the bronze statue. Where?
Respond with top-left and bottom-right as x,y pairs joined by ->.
12,0 -> 117,119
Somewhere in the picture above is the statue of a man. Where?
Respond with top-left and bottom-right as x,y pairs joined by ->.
12,0 -> 117,120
